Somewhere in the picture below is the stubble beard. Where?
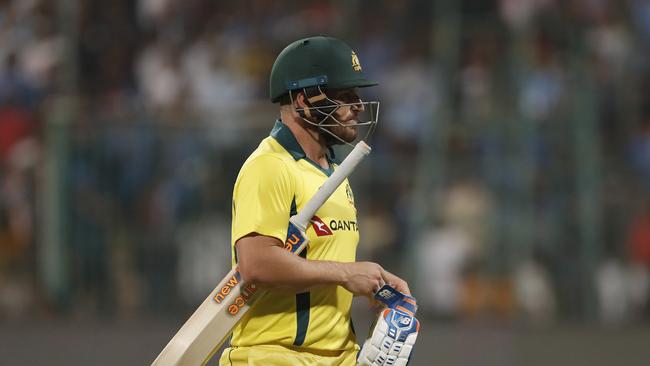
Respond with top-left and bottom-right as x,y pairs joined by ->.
326,123 -> 357,144
323,111 -> 359,144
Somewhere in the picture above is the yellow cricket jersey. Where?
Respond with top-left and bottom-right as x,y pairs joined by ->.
229,120 -> 359,352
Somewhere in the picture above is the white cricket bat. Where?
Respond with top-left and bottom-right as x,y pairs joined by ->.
152,141 -> 372,366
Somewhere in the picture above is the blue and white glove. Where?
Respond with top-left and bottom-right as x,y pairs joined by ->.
358,285 -> 420,366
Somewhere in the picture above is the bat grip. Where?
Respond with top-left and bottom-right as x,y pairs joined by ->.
292,141 -> 371,229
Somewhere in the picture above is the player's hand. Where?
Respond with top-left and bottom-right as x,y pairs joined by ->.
341,262 -> 386,297
382,270 -> 411,296
357,308 -> 420,366
341,262 -> 412,298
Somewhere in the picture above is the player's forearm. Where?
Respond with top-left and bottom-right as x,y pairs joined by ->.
260,258 -> 348,293
246,251 -> 349,292
237,239 -> 348,292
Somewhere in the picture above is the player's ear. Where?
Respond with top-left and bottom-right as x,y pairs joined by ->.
293,91 -> 309,109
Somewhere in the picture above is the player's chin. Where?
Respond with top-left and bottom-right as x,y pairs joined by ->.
336,127 -> 358,143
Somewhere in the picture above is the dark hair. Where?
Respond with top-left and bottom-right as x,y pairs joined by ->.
278,94 -> 292,106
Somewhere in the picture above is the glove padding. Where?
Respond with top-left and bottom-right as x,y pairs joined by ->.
358,286 -> 420,366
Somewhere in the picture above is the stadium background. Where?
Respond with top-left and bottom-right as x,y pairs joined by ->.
1,0 -> 650,365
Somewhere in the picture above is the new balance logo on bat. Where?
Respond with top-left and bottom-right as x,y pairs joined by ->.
213,274 -> 241,304
212,271 -> 259,315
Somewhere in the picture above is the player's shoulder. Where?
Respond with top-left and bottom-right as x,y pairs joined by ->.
237,136 -> 296,179
244,137 -> 295,167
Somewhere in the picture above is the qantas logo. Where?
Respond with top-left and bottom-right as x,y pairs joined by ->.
310,216 -> 359,236
311,216 -> 333,236
329,219 -> 358,232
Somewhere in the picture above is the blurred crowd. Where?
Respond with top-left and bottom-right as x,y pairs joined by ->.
0,0 -> 650,327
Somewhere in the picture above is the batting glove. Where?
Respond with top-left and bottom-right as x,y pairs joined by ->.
358,286 -> 420,366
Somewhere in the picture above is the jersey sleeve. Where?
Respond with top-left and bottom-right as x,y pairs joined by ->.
232,154 -> 295,245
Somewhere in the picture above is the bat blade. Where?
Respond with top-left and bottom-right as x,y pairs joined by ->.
152,221 -> 309,366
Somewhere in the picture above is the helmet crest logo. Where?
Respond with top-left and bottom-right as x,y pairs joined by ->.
351,51 -> 362,72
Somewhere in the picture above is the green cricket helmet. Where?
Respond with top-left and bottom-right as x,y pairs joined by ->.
269,36 -> 380,146
270,36 -> 378,102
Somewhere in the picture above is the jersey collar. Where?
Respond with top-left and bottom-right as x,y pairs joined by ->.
270,120 -> 336,163
270,119 -> 306,161
270,120 -> 336,176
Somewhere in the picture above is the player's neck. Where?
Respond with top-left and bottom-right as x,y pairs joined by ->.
280,113 -> 329,169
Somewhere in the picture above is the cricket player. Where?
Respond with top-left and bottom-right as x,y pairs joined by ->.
219,36 -> 415,366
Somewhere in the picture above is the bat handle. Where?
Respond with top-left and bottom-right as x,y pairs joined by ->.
292,141 -> 371,228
